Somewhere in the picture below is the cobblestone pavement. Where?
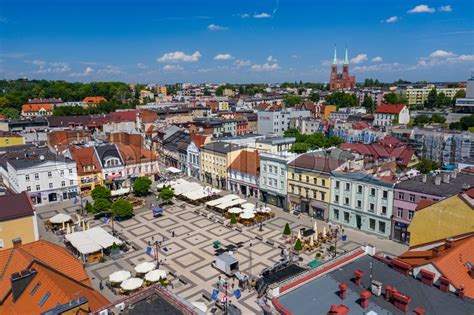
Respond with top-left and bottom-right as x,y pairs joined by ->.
35,184 -> 407,315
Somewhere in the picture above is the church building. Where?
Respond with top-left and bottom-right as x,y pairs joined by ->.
329,47 -> 356,90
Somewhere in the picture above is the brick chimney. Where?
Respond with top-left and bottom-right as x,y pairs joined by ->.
445,237 -> 454,249
420,269 -> 435,286
392,291 -> 412,313
359,290 -> 371,309
385,285 -> 393,301
439,277 -> 450,292
12,238 -> 22,249
353,269 -> 364,286
458,286 -> 465,300
327,304 -> 349,315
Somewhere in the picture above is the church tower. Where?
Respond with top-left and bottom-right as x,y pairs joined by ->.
330,46 -> 338,90
342,46 -> 349,85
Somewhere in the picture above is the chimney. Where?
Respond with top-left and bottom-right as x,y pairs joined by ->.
422,174 -> 427,183
435,177 -> 441,186
458,286 -> 465,300
338,283 -> 348,300
432,247 -> 441,258
12,238 -> 22,249
443,173 -> 450,184
445,238 -> 454,249
469,266 -> 474,279
385,285 -> 393,301
327,304 -> 349,315
439,276 -> 450,292
359,290 -> 371,309
353,270 -> 364,286
10,269 -> 37,302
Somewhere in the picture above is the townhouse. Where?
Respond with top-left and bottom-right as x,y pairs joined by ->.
259,151 -> 297,210
21,104 -> 53,117
228,150 -> 260,198
329,170 -> 395,239
200,142 -> 242,189
373,104 -> 410,126
186,134 -> 211,179
94,144 -> 126,194
117,143 -> 159,187
69,146 -> 103,195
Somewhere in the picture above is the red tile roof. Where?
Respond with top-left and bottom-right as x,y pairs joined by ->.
341,142 -> 415,168
83,96 -> 107,104
229,150 -> 260,176
374,104 -> 406,114
117,143 -> 156,165
191,133 -> 208,148
21,104 -> 53,112
70,146 -> 102,176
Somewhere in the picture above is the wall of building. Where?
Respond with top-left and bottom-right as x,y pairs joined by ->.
0,215 -> 37,249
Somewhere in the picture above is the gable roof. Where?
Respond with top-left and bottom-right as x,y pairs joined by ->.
289,152 -> 346,173
94,144 -> 122,166
82,96 -> 107,104
21,104 -> 53,112
70,146 -> 102,176
0,192 -> 35,222
374,104 -> 406,114
116,143 -> 156,165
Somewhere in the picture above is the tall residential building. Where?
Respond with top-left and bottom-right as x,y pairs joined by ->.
329,46 -> 356,90
405,86 -> 465,106
257,109 -> 311,136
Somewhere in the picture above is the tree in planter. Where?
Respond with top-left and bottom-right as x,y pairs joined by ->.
283,223 -> 291,236
159,186 -> 175,203
111,199 -> 134,218
110,242 -> 119,254
133,176 -> 152,196
230,213 -> 237,224
85,200 -> 94,213
91,186 -> 111,201
328,245 -> 336,254
294,238 -> 303,251
93,198 -> 111,213
315,252 -> 322,259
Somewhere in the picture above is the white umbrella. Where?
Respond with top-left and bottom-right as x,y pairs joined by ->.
259,206 -> 271,213
228,207 -> 243,214
109,270 -> 131,283
192,302 -> 207,313
49,213 -> 72,224
323,226 -> 327,237
240,211 -> 255,219
135,262 -> 156,274
120,277 -> 144,291
309,235 -> 314,247
145,269 -> 167,282
241,203 -> 255,209
313,222 -> 318,235
297,229 -> 302,240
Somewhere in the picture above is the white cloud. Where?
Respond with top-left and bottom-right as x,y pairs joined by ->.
239,13 -> 250,18
163,64 -> 183,71
214,53 -> 234,61
97,65 -> 122,75
251,62 -> 280,71
430,50 -> 456,58
70,66 -> 94,77
254,12 -> 271,19
157,51 -> 201,63
35,62 -> 70,74
234,59 -> 252,68
350,54 -> 368,64
267,55 -> 277,62
352,63 -> 408,73
208,24 -> 228,31
371,56 -> 383,63
408,4 -> 435,13
385,16 -> 399,23
31,60 -> 46,66
137,63 -> 148,69
439,5 -> 452,12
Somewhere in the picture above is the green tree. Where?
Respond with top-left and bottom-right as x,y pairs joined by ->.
452,89 -> 466,106
383,93 -> 400,104
416,158 -> 440,174
294,238 -> 303,251
93,198 -> 111,213
449,121 -> 463,130
325,92 -> 358,108
284,95 -> 302,107
361,97 -> 375,113
426,87 -> 437,108
431,113 -> 446,123
283,223 -> 291,236
413,115 -> 431,126
159,186 -> 175,202
91,186 -> 111,201
111,199 -> 134,218
459,115 -> 474,131
132,176 -> 152,196
0,107 -> 20,118
230,213 -> 237,224
290,142 -> 310,153
309,92 -> 320,102
85,200 -> 94,213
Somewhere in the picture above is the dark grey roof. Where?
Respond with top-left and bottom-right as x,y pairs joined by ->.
8,117 -> 48,128
277,255 -> 474,315
256,137 -> 296,145
163,131 -> 190,152
5,153 -> 73,170
201,142 -> 242,154
95,144 -> 122,165
395,172 -> 474,197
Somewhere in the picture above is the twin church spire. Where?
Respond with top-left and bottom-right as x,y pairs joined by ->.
332,45 -> 349,65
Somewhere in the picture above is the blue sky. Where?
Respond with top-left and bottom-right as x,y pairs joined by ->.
0,0 -> 473,83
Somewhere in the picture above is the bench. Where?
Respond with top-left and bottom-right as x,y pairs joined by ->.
217,220 -> 223,224
202,292 -> 212,302
255,236 -> 263,241
169,271 -> 177,278
178,276 -> 189,285
130,243 -> 139,251
266,240 -> 274,246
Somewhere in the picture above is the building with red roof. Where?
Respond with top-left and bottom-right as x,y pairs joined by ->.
0,239 -> 108,313
21,104 -> 53,117
82,96 -> 107,106
373,104 -> 409,126
228,150 -> 261,198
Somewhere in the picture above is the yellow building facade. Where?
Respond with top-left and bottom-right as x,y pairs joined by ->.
0,216 -> 38,249
200,142 -> 242,189
0,133 -> 25,147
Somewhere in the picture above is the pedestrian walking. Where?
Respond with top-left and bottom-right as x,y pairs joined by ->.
172,230 -> 175,237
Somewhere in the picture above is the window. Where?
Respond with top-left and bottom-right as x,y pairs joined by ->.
369,203 -> 375,212
344,197 -> 349,205
299,175 -> 302,181
335,181 -> 340,189
379,221 -> 386,234
408,210 -> 415,220
69,169 -> 73,175
61,181 -> 65,187
334,195 -> 339,203
357,200 -> 362,208
280,181 -> 284,189
313,178 -> 317,185
334,209 -> 340,220
357,185 -> 362,194
397,208 -> 403,218
382,190 -> 388,199
381,206 -> 387,215
321,179 -> 326,186
321,192 -> 326,200
369,219 -> 376,230
47,171 -> 52,178
30,281 -> 42,296
398,192 -> 404,199
49,183 -> 53,189
306,176 -> 309,183
370,188 -> 376,196
25,174 -> 30,181
344,212 -> 349,223
35,185 -> 40,191
35,173 -> 39,180
409,194 -> 416,202
313,190 -> 317,198
345,183 -> 350,191
38,292 -> 51,307
280,168 -> 284,175
70,180 -> 74,185
27,186 -> 31,192
292,173 -> 295,180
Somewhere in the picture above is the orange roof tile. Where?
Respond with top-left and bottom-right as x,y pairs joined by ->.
83,96 -> 107,104
374,104 -> 406,114
117,143 -> 156,165
21,104 -> 53,112
70,146 -> 102,176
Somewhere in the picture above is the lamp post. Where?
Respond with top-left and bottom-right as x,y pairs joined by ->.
223,281 -> 229,315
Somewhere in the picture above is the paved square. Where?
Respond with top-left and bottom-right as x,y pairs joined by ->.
182,233 -> 212,246
174,252 -> 204,268
153,217 -> 179,228
190,218 -> 215,229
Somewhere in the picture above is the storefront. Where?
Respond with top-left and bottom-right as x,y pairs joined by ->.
310,200 -> 327,220
260,191 -> 286,209
392,221 -> 410,244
